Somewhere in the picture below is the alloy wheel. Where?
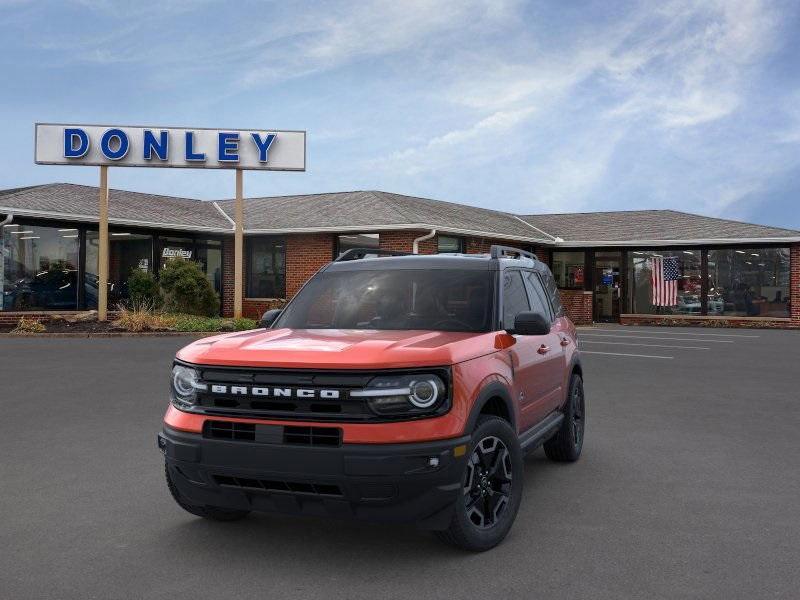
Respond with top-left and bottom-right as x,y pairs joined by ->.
463,435 -> 512,529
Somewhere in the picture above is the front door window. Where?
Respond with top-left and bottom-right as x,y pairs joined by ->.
594,251 -> 622,322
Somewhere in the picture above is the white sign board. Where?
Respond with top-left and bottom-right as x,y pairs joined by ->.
34,123 -> 306,171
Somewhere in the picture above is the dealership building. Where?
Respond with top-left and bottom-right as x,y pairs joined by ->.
1,182 -> 799,328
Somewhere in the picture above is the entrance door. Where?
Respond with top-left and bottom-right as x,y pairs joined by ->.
593,251 -> 622,322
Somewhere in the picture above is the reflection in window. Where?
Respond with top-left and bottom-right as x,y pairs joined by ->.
2,224 -> 80,310
437,235 -> 464,253
247,237 -> 285,298
337,233 -> 379,256
551,251 -> 585,289
85,231 -> 153,309
629,249 -> 702,314
502,271 -> 531,330
707,248 -> 790,318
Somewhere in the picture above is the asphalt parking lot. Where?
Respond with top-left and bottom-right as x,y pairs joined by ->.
1,326 -> 799,600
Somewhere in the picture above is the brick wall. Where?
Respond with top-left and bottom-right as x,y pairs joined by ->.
559,290 -> 593,325
285,233 -> 335,297
221,237 -> 235,317
791,243 -> 799,325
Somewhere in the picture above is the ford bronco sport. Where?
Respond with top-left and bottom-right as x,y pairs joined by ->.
159,245 -> 584,551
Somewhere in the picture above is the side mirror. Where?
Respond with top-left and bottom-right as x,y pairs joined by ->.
259,308 -> 282,329
511,311 -> 550,336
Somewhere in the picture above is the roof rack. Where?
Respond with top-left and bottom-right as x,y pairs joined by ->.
334,248 -> 411,262
489,245 -> 537,261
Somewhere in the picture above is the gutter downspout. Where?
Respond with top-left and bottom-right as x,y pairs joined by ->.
0,213 -> 11,227
412,228 -> 436,254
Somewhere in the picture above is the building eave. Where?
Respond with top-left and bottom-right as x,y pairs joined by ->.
0,206 -> 231,234
552,237 -> 800,246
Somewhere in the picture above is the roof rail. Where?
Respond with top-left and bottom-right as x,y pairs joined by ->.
334,247 -> 411,262
489,245 -> 537,261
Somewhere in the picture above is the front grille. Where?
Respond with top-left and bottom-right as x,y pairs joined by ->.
189,365 -> 450,423
203,420 -> 342,446
283,426 -> 342,446
205,421 -> 255,441
213,475 -> 343,497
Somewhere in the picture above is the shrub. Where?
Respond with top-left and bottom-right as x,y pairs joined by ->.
232,317 -> 258,331
159,259 -> 220,317
127,269 -> 162,308
11,317 -> 46,334
114,303 -> 173,332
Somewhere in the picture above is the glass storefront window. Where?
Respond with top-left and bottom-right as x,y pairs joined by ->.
707,248 -> 790,318
159,236 -> 194,271
337,233 -> 379,256
196,240 -> 223,296
438,235 -> 464,253
629,249 -> 702,315
85,230 -> 154,308
247,237 -> 285,298
551,251 -> 585,289
2,224 -> 80,310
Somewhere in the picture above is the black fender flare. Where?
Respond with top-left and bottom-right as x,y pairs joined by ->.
464,381 -> 516,434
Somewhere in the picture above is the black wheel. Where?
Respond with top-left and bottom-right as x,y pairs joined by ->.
436,416 -> 523,552
164,463 -> 250,522
544,373 -> 585,462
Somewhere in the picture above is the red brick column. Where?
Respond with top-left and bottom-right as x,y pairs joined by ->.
559,290 -> 593,325
221,237 -> 235,317
285,233 -> 335,297
791,244 -> 800,325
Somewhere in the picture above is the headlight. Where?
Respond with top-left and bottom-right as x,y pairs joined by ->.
351,373 -> 448,417
170,364 -> 206,408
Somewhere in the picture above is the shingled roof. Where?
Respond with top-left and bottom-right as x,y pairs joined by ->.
1,183 -> 798,244
0,183 -> 230,232
215,190 -> 548,241
519,210 -> 800,244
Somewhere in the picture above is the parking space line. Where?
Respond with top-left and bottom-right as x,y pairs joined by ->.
580,333 -> 734,343
580,340 -> 710,350
585,328 -> 759,339
580,351 -> 674,359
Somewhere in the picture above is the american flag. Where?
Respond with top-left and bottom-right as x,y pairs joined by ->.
651,256 -> 679,306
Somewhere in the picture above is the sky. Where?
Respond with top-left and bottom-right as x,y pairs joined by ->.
1,0 -> 799,229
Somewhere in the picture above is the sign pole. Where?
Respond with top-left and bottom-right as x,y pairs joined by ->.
98,166 -> 109,321
234,168 -> 244,319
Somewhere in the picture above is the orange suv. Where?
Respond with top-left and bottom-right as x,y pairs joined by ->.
159,245 -> 584,551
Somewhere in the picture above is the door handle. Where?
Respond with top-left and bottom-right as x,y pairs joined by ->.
560,337 -> 569,347
537,344 -> 550,354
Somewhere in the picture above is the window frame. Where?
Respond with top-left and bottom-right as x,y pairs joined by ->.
245,235 -> 286,299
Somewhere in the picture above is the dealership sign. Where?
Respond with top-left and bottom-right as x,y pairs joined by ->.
34,123 -> 306,171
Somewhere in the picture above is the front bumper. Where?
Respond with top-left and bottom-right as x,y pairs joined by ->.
159,426 -> 470,530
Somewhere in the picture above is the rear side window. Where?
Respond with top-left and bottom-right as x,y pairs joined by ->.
522,271 -> 552,320
541,270 -> 565,317
502,270 -> 531,330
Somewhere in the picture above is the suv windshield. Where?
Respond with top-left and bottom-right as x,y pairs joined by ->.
275,269 -> 494,332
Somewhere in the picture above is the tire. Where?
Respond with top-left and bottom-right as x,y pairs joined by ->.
543,373 -> 585,462
164,463 -> 250,522
436,416 -> 524,552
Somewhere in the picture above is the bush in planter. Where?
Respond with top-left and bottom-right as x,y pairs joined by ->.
159,259 -> 220,317
127,269 -> 162,308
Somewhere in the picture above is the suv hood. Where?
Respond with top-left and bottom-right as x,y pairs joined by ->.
177,328 -> 500,369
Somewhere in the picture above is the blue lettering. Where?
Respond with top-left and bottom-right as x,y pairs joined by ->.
143,130 -> 168,160
185,131 -> 205,161
251,133 -> 276,162
218,132 -> 239,162
100,128 -> 129,160
64,128 -> 89,158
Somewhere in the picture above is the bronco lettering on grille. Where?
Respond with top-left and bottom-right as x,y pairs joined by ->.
208,385 -> 340,399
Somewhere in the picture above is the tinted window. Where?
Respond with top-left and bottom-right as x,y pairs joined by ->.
541,270 -> 564,317
247,237 -> 286,298
437,235 -> 464,253
502,270 -> 530,330
523,271 -> 552,320
2,224 -> 80,311
276,269 -> 493,332
707,248 -> 790,317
